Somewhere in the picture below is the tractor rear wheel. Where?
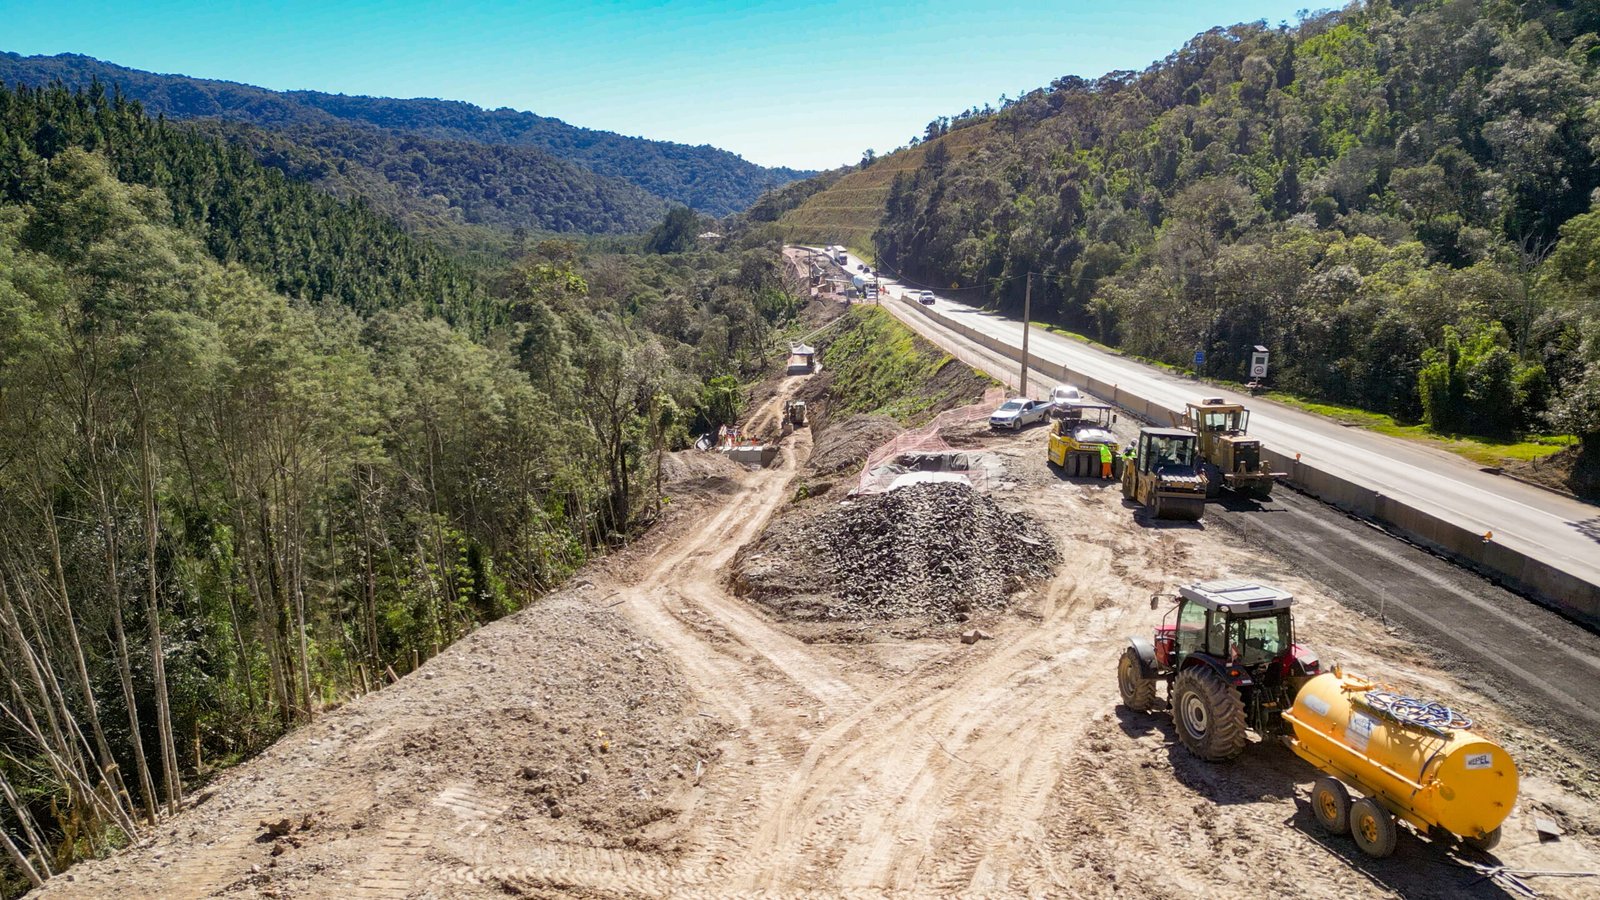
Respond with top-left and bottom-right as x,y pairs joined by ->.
1311,777 -> 1351,835
1172,667 -> 1247,761
1117,648 -> 1157,712
1349,798 -> 1398,858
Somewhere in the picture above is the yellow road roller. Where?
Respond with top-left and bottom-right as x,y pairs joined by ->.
1283,670 -> 1518,858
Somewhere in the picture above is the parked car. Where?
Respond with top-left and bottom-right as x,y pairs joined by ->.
1050,384 -> 1083,404
989,398 -> 1050,431
1048,384 -> 1083,417
918,290 -> 936,305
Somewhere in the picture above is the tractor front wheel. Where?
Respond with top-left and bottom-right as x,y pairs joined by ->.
1349,798 -> 1398,858
1172,667 -> 1247,761
1117,648 -> 1157,712
1463,826 -> 1502,852
1311,777 -> 1351,835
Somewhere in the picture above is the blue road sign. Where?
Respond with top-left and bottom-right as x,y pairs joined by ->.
1194,350 -> 1205,366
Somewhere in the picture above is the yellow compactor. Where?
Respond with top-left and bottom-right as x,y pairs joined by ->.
1283,671 -> 1518,857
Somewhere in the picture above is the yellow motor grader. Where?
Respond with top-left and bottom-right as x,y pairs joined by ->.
1183,398 -> 1282,501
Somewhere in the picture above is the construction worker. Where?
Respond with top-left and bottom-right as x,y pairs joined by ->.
1099,442 -> 1114,479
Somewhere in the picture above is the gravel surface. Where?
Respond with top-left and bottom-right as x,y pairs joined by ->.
734,481 -> 1057,622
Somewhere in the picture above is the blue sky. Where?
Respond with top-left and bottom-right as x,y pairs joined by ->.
2,0 -> 1317,170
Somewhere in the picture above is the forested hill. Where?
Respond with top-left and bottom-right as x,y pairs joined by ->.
0,52 -> 813,219
191,118 -> 671,238
0,76 -> 810,895
812,0 -> 1600,456
0,81 -> 492,325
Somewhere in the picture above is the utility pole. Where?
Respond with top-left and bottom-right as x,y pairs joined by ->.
1019,272 -> 1033,396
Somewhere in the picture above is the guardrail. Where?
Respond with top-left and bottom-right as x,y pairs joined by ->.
896,293 -> 1600,627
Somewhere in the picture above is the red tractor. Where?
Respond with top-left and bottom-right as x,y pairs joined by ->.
1118,580 -> 1321,760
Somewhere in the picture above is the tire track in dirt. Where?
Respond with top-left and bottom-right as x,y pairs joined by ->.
734,536 -> 1128,895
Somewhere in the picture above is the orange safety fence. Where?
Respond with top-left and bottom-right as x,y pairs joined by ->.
855,388 -> 1007,494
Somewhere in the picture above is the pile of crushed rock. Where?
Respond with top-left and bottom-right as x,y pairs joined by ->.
734,481 -> 1058,622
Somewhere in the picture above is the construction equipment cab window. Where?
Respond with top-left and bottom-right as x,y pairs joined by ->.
1234,615 -> 1288,665
1177,599 -> 1207,656
1200,409 -> 1247,432
1143,433 -> 1196,471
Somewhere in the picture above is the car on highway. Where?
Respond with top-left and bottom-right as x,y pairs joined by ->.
918,290 -> 936,305
989,398 -> 1050,431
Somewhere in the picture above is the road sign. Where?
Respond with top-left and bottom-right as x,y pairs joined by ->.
1250,346 -> 1270,379
1194,350 -> 1205,366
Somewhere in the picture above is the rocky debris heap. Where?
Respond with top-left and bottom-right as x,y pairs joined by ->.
736,481 -> 1057,622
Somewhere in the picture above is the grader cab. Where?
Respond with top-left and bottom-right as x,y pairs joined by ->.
1183,398 -> 1281,500
1120,428 -> 1206,520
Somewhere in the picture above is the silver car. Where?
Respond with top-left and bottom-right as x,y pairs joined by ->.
989,398 -> 1050,431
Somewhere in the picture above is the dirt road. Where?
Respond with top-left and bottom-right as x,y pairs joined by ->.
39,378 -> 1600,899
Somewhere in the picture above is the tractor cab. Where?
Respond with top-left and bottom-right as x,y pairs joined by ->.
1158,581 -> 1302,676
1120,579 -> 1319,760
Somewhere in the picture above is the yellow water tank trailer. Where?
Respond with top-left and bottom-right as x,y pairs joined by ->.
1283,671 -> 1518,856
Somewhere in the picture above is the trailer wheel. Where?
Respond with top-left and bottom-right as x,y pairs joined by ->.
1349,798 -> 1397,858
1311,777 -> 1351,836
1117,648 -> 1157,712
1463,826 -> 1502,852
1172,667 -> 1247,761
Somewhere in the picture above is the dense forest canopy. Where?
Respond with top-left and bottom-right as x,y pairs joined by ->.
872,0 -> 1600,447
0,81 -> 805,895
0,81 -> 492,326
196,118 -> 671,236
0,52 -> 815,220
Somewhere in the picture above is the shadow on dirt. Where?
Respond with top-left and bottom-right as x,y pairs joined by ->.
1212,492 -> 1280,514
1048,469 -> 1119,486
1112,705 -> 1516,899
1118,499 -> 1206,530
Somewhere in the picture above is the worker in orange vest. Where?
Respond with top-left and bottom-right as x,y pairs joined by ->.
1099,442 -> 1113,479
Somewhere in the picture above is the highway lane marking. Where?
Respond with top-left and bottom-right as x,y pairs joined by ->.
1282,509 -> 1600,726
1281,500 -> 1600,677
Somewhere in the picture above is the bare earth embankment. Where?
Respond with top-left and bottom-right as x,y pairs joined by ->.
37,374 -> 1600,899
